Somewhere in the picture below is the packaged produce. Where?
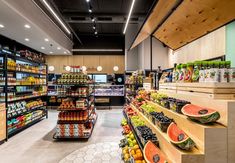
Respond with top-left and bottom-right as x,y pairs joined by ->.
205,61 -> 213,82
184,62 -> 193,82
199,61 -> 207,82
169,99 -> 190,114
229,68 -> 235,82
192,61 -> 201,82
175,65 -> 181,82
220,61 -> 230,83
150,112 -> 173,132
209,61 -> 220,82
179,64 -> 186,82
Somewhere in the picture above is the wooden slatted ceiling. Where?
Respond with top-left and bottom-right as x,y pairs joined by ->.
130,0 -> 180,49
154,0 -> 235,50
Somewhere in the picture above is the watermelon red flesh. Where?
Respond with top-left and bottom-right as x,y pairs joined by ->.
144,141 -> 168,163
167,123 -> 195,150
182,104 -> 217,117
182,104 -> 220,123
167,123 -> 188,143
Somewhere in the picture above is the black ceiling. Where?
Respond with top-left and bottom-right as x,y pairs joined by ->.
51,0 -> 155,52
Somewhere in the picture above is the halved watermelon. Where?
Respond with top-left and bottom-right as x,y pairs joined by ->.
182,104 -> 220,124
143,141 -> 168,163
167,123 -> 195,150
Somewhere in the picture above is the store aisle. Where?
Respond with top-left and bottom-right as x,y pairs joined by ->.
0,109 -> 123,163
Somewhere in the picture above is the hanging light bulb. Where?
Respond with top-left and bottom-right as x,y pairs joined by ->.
48,66 -> 55,72
113,66 -> 119,72
65,66 -> 71,72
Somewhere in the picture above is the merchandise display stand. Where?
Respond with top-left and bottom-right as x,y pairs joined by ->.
159,86 -> 235,163
0,49 -> 48,140
53,72 -> 97,140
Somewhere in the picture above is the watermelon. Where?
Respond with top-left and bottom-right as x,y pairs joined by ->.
182,104 -> 220,124
143,141 -> 168,163
167,123 -> 195,150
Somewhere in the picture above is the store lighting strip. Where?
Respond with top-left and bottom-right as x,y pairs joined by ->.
123,0 -> 136,34
72,49 -> 123,52
42,0 -> 71,34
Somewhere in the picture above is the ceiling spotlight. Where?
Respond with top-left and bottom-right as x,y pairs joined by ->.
41,47 -> 45,50
49,51 -> 53,54
91,17 -> 95,22
94,31 -> 98,35
24,24 -> 31,29
88,5 -> 92,13
44,38 -> 49,42
86,0 -> 90,2
93,24 -> 96,30
25,38 -> 30,41
0,24 -> 4,28
64,51 -> 67,54
57,47 -> 61,50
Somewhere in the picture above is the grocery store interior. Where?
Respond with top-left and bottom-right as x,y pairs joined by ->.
0,0 -> 235,163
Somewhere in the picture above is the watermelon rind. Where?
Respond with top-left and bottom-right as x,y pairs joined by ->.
167,123 -> 195,150
182,104 -> 220,124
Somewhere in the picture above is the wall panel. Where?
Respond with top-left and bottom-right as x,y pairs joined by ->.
46,55 -> 125,74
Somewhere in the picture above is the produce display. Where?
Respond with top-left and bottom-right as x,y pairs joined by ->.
171,60 -> 233,83
131,116 -> 145,127
55,123 -> 93,138
150,92 -> 190,114
143,141 -> 168,163
125,70 -> 144,85
7,110 -> 45,134
16,76 -> 46,85
57,73 -> 91,84
16,64 -> 46,74
124,105 -> 138,117
135,126 -> 158,146
182,104 -> 220,124
167,123 -> 195,150
150,112 -> 173,132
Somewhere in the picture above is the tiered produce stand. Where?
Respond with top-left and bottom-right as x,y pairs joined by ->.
127,82 -> 235,163
53,73 -> 97,139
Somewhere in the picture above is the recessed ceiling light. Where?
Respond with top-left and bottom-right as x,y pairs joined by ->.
94,31 -> 98,35
86,0 -> 90,2
88,5 -> 92,13
25,38 -> 30,41
57,47 -> 61,50
49,51 -> 53,54
64,51 -> 67,54
91,17 -> 95,22
24,24 -> 31,29
0,24 -> 4,28
44,38 -> 49,42
41,47 -> 45,50
93,25 -> 96,30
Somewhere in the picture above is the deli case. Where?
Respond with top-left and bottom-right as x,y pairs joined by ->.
94,84 -> 125,108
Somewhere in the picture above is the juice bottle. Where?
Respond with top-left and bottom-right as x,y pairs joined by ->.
184,62 -> 193,82
192,61 -> 201,82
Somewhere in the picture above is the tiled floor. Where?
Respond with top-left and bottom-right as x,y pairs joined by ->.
0,109 -> 123,163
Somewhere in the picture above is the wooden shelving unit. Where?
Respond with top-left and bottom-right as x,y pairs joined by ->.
158,83 -> 235,163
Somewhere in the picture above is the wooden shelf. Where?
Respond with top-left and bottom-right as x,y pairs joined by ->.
130,104 -> 204,163
158,90 -> 235,163
146,100 -> 227,163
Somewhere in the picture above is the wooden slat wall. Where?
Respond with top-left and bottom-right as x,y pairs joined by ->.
130,0 -> 180,49
154,0 -> 235,50
168,26 -> 225,68
46,55 -> 125,74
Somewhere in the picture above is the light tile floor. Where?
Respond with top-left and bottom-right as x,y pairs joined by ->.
0,109 -> 123,163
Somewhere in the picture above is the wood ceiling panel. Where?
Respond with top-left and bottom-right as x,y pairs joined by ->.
153,0 -> 235,50
130,0 -> 180,49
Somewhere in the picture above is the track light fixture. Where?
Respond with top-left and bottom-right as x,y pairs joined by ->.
88,5 -> 92,13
